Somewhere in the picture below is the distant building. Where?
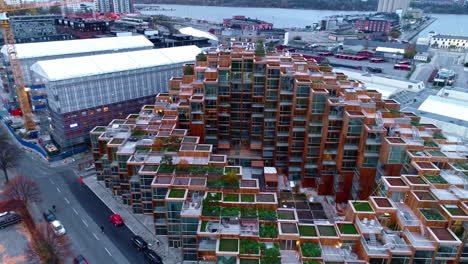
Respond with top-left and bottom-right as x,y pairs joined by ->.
377,0 -> 410,13
30,45 -> 201,149
0,36 -> 153,112
0,15 -> 72,45
355,18 -> 393,35
56,18 -> 113,39
144,32 -> 211,49
223,16 -> 273,30
94,0 -> 134,14
430,34 -> 468,50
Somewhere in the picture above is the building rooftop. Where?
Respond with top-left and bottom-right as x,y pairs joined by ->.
418,95 -> 468,122
1,35 -> 153,60
432,34 -> 468,41
31,45 -> 201,81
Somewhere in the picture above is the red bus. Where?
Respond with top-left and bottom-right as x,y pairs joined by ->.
394,64 -> 412,71
397,60 -> 411,65
318,51 -> 334,56
370,57 -> 385,63
334,54 -> 367,61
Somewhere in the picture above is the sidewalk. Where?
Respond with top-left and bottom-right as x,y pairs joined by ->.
83,176 -> 183,264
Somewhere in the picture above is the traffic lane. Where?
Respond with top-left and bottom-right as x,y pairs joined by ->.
36,175 -> 125,264
60,169 -> 147,264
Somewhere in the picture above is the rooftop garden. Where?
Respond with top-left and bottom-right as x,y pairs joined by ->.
258,209 -> 277,221
202,194 -> 220,217
223,194 -> 239,202
317,225 -> 337,237
240,239 -> 259,255
207,172 -> 240,189
337,223 -> 358,235
277,210 -> 295,220
256,194 -> 275,203
452,162 -> 468,171
444,205 -> 467,216
241,207 -> 258,218
221,207 -> 240,217
420,208 -> 445,221
299,225 -> 317,237
424,140 -> 438,147
352,202 -> 374,212
241,194 -> 255,202
280,223 -> 298,234
424,175 -> 448,184
219,239 -> 239,252
259,224 -> 278,238
300,242 -> 321,258
168,189 -> 186,198
109,138 -> 125,144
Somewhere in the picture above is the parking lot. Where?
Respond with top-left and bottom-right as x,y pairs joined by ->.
0,223 -> 29,264
326,56 -> 410,78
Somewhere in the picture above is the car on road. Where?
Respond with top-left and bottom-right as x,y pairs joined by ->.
51,220 -> 66,236
0,211 -> 21,229
73,255 -> 88,264
110,214 -> 124,226
43,210 -> 56,222
366,67 -> 383,73
132,235 -> 148,251
144,249 -> 163,264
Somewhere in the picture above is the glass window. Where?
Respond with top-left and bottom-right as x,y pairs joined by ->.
388,146 -> 406,164
312,94 -> 326,113
297,85 -> 310,97
219,70 -> 230,85
232,60 -> 242,72
205,84 -> 217,97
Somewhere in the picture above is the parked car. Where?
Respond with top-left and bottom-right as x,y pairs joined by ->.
132,235 -> 148,251
0,211 -> 21,229
366,67 -> 383,73
73,255 -> 88,264
110,214 -> 124,226
43,210 -> 56,222
51,220 -> 66,236
143,249 -> 163,264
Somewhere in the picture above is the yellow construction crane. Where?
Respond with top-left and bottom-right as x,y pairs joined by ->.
0,0 -> 92,131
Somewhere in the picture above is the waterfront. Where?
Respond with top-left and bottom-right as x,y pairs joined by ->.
139,4 -> 468,37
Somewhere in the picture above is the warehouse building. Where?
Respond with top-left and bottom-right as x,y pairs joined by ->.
31,45 -> 201,149
1,35 -> 153,111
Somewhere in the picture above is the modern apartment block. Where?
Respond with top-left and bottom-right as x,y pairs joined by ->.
90,45 -> 468,263
32,45 -> 201,149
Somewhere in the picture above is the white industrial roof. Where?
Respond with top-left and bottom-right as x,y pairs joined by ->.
376,46 -> 405,54
418,95 -> 468,122
31,45 -> 201,81
179,27 -> 218,41
1,35 -> 154,60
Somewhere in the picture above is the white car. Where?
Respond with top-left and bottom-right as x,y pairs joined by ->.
51,220 -> 66,236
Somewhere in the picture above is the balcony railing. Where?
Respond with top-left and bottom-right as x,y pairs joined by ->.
395,202 -> 420,226
403,229 -> 435,248
361,236 -> 388,256
355,217 -> 383,234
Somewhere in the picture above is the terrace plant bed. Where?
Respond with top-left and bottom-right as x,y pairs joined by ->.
241,194 -> 255,202
444,205 -> 467,216
225,167 -> 241,174
277,210 -> 295,220
224,194 -> 239,202
317,225 -> 337,237
256,194 -> 275,203
200,221 -> 209,232
280,223 -> 298,234
352,202 -> 374,212
386,178 -> 406,186
452,162 -> 468,171
240,259 -> 259,264
207,192 -> 222,201
424,140 -> 438,147
374,198 -> 393,208
424,175 -> 448,184
420,208 -> 445,221
168,189 -> 185,198
427,150 -> 446,157
406,176 -> 426,185
414,191 -> 436,201
219,239 -> 239,252
300,242 -> 321,258
207,167 -> 224,175
299,225 -> 317,237
258,209 -> 277,221
240,239 -> 260,255
416,162 -> 436,169
190,165 -> 207,175
221,207 -> 240,217
259,224 -> 278,238
337,223 -> 358,235
241,208 -> 258,218
157,165 -> 175,174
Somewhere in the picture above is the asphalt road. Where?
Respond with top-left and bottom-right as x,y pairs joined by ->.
0,123 -> 146,264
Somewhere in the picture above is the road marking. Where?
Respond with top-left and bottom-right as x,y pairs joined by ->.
81,219 -> 88,227
73,209 -> 78,215
93,233 -> 100,241
104,247 -> 111,256
64,197 -> 70,204
56,187 -> 61,193
49,178 -> 55,184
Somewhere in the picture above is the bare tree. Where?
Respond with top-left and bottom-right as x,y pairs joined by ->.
4,175 -> 41,205
0,143 -> 19,183
26,223 -> 72,264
